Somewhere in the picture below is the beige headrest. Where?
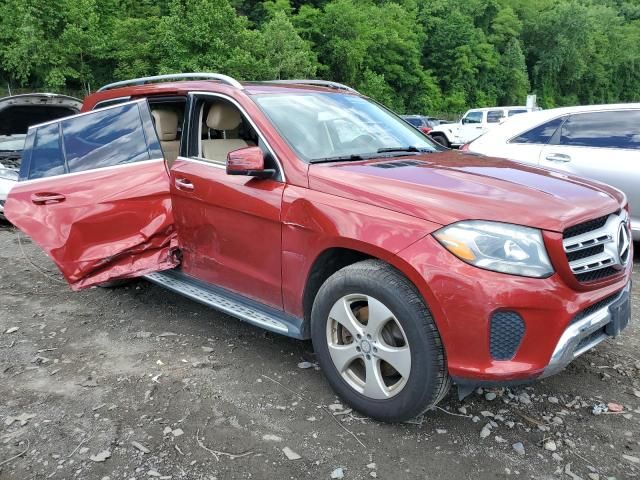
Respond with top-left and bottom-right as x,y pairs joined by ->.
151,109 -> 178,141
206,103 -> 242,131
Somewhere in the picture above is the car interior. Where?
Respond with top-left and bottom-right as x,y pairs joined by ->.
145,98 -> 186,165
198,100 -> 257,164
151,109 -> 180,164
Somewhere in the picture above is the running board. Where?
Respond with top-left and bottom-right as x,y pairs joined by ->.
144,270 -> 305,339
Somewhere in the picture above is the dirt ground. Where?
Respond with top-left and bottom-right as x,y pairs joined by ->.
1,223 -> 639,480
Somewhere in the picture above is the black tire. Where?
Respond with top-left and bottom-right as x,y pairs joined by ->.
311,259 -> 451,423
430,133 -> 450,148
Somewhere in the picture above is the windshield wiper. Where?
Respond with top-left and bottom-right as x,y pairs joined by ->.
309,154 -> 367,164
377,146 -> 429,153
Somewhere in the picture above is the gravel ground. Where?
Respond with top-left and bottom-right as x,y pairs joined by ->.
1,223 -> 639,480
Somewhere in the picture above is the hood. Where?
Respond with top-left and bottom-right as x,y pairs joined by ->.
0,93 -> 82,136
308,151 -> 625,232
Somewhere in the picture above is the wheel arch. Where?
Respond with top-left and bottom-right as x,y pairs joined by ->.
300,243 -> 442,342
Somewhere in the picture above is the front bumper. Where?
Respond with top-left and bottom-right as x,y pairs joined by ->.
397,234 -> 633,384
541,281 -> 631,378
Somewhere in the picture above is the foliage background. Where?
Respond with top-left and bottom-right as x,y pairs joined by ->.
1,0 -> 639,115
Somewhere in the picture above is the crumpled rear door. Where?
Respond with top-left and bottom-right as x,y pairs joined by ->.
5,99 -> 178,290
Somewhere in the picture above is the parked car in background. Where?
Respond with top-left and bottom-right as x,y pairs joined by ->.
4,74 -> 633,422
429,106 -> 531,148
401,115 -> 441,134
0,93 -> 81,219
466,104 -> 640,241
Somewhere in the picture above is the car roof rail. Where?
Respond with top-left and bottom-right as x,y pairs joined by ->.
264,79 -> 359,94
97,73 -> 244,92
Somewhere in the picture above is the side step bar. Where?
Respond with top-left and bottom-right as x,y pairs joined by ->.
143,270 -> 306,339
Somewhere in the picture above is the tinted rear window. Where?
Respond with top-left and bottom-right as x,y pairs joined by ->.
464,112 -> 483,124
62,103 -> 151,173
487,110 -> 505,123
512,117 -> 564,145
559,110 -> 640,149
28,123 -> 65,179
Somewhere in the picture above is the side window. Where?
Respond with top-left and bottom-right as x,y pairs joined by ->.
197,98 -> 258,164
28,124 -> 65,179
508,109 -> 528,117
92,97 -> 131,110
463,111 -> 483,124
511,117 -> 564,145
62,103 -> 152,173
559,110 -> 640,149
487,110 -> 505,124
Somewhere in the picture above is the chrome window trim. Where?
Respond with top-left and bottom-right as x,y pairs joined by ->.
92,96 -> 132,111
26,99 -> 148,132
17,158 -> 165,185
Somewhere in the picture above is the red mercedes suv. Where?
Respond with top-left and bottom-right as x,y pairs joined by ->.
5,74 -> 633,422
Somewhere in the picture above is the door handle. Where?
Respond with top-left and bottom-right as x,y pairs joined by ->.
545,153 -> 571,163
175,178 -> 194,191
31,192 -> 66,205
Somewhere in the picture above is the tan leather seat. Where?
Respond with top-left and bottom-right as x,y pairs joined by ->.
201,103 -> 248,162
151,109 -> 180,163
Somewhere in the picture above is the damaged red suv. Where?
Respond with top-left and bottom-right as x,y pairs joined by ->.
5,74 -> 633,422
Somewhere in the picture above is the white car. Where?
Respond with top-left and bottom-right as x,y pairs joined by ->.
467,103 -> 640,241
0,94 -> 81,219
429,106 -> 531,148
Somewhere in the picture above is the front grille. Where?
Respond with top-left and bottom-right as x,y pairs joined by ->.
575,267 -> 619,283
566,244 -> 604,262
563,215 -> 608,239
571,291 -> 620,324
562,212 -> 627,283
490,311 -> 525,360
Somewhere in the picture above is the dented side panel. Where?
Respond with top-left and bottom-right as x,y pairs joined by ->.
5,159 -> 177,290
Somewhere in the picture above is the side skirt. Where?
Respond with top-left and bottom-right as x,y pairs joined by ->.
144,269 -> 306,339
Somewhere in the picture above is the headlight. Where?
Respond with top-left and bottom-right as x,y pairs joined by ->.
434,221 -> 554,278
0,168 -> 18,181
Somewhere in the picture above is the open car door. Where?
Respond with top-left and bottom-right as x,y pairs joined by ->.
4,99 -> 178,290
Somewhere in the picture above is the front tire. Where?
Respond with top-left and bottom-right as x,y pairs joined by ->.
430,133 -> 450,148
311,260 -> 450,422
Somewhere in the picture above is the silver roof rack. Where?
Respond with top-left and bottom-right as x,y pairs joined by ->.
97,73 -> 243,92
264,80 -> 359,94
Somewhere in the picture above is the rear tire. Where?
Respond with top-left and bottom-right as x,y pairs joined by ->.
430,133 -> 450,148
311,259 -> 450,423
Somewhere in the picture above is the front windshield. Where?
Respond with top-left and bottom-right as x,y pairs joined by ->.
0,135 -> 26,152
253,93 -> 440,162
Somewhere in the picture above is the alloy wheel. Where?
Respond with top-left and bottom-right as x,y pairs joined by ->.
325,294 -> 411,399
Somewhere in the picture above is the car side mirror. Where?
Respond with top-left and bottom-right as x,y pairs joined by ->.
461,117 -> 468,125
226,146 -> 275,179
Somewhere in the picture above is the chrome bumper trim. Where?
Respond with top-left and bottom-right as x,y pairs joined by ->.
541,282 -> 631,378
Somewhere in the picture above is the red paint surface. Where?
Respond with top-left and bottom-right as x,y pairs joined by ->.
170,159 -> 285,308
5,160 -> 177,289
226,146 -> 265,174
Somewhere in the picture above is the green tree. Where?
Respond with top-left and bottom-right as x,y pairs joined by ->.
259,11 -> 318,79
